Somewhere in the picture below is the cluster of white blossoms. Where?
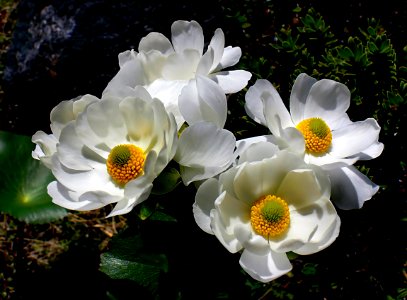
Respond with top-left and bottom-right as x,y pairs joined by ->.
32,20 -> 383,282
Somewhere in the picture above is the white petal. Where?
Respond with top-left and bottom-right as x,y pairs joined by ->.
118,49 -> 137,67
138,32 -> 174,55
237,141 -> 279,164
72,94 -> 100,117
305,152 -> 358,166
207,28 -> 225,72
276,168 -> 330,209
49,101 -> 77,139
293,198 -> 338,244
132,85 -> 154,102
209,70 -> 251,94
108,179 -> 154,216
74,108 -> 111,159
49,181 -> 106,211
350,141 -> 384,160
32,131 -> 57,157
239,249 -> 292,283
179,165 -> 224,186
108,181 -> 153,217
124,168 -> 155,199
193,178 -> 220,234
279,127 -> 306,154
175,123 -> 236,184
327,165 -> 379,210
32,131 -> 58,168
82,97 -> 127,149
177,79 -> 199,124
217,46 -> 242,70
137,50 -> 168,80
171,20 -> 204,55
294,215 -> 341,255
119,97 -> 157,149
155,114 -> 178,168
268,197 -> 338,253
51,155 -> 122,196
330,118 -> 382,158
235,135 -> 277,162
233,151 -> 305,205
289,73 -> 317,124
234,224 -> 270,255
303,79 -> 351,129
211,209 -> 242,253
262,85 -> 295,135
103,59 -> 147,98
175,123 -> 235,167
245,79 -> 290,129
179,76 -> 227,127
217,165 -> 241,200
244,80 -> 269,126
162,49 -> 201,80
146,78 -> 188,128
215,191 -> 250,236
79,190 -> 124,206
120,97 -> 177,163
57,123 -> 101,171
196,46 -> 214,76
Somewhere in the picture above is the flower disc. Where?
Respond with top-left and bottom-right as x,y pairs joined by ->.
296,117 -> 332,154
107,144 -> 145,186
250,195 -> 290,238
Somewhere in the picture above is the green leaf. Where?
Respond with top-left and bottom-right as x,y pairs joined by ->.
0,130 -> 67,223
151,167 -> 181,195
368,41 -> 379,53
367,26 -> 376,36
100,234 -> 168,297
338,46 -> 354,59
301,263 -> 318,275
138,202 -> 155,220
138,201 -> 177,222
149,210 -> 177,222
286,251 -> 298,260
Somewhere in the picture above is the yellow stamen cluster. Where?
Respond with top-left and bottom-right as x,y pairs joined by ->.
250,195 -> 290,238
106,144 -> 145,186
296,117 -> 332,154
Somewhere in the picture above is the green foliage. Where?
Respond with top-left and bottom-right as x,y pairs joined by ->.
0,130 -> 67,223
100,233 -> 168,299
151,165 -> 181,196
271,8 -> 406,124
137,201 -> 177,222
301,262 -> 318,275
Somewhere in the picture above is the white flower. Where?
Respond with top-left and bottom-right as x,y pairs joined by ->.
174,122 -> 236,185
103,20 -> 252,128
33,87 -> 178,217
32,94 -> 99,168
243,73 -> 384,209
193,150 -> 340,282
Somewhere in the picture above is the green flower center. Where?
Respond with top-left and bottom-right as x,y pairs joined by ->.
296,117 -> 332,154
261,201 -> 286,223
251,195 -> 290,238
309,118 -> 330,138
107,144 -> 145,186
110,145 -> 131,166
